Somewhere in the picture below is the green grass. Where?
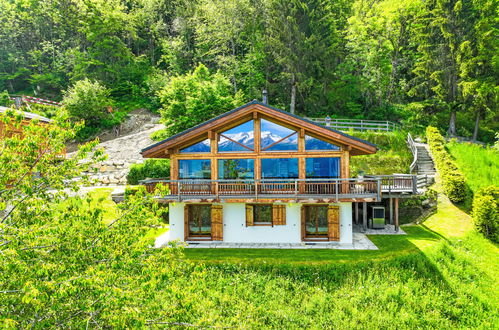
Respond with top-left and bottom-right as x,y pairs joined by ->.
349,130 -> 413,175
175,178 -> 498,328
447,140 -> 498,194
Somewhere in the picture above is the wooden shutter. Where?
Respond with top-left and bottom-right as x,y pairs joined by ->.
245,204 -> 254,226
301,205 -> 306,241
211,204 -> 223,241
184,204 -> 189,241
327,205 -> 340,241
272,204 -> 286,225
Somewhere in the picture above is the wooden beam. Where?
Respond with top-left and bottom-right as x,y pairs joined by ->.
389,198 -> 393,225
394,198 -> 399,232
355,202 -> 359,225
363,202 -> 367,231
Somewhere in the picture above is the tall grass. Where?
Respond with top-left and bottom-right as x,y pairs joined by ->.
447,141 -> 499,194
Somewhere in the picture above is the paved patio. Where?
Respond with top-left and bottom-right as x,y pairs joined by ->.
155,231 -> 379,250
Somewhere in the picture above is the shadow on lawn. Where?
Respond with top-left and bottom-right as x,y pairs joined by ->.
184,226 -> 456,292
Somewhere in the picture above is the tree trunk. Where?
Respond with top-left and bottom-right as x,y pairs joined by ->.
290,73 -> 296,115
448,110 -> 457,136
473,111 -> 480,142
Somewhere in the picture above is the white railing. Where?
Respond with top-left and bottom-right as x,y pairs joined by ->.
407,133 -> 418,173
307,117 -> 400,132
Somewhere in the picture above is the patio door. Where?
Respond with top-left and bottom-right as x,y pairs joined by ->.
185,204 -> 212,239
301,205 -> 340,241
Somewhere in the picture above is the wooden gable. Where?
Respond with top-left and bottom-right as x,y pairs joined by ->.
141,101 -> 377,158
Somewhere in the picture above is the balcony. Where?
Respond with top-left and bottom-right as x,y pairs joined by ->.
139,176 -> 421,203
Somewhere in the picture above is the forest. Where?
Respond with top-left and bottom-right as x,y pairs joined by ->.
0,0 -> 497,141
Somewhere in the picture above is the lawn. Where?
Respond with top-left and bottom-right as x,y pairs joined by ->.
174,179 -> 498,328
447,140 -> 498,194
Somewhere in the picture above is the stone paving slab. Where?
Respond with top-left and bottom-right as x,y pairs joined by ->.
354,224 -> 406,235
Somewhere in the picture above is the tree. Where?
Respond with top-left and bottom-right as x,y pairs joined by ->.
62,78 -> 112,127
155,63 -> 244,138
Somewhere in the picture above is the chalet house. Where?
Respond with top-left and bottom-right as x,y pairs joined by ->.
141,100 -> 414,246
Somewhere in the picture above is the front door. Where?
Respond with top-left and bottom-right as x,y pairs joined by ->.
303,205 -> 329,239
186,204 -> 212,239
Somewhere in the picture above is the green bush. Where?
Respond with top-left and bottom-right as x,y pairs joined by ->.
127,159 -> 170,185
62,78 -> 112,127
0,90 -> 13,107
472,186 -> 499,243
426,127 -> 467,203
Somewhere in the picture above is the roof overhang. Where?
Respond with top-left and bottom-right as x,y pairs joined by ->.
141,100 -> 377,158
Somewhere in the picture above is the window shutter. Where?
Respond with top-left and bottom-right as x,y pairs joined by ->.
272,204 -> 286,225
327,205 -> 340,241
245,205 -> 254,226
184,204 -> 189,241
300,205 -> 306,241
211,204 -> 223,241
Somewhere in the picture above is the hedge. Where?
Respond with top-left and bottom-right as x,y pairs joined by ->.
426,126 -> 467,203
126,159 -> 170,185
472,186 -> 499,242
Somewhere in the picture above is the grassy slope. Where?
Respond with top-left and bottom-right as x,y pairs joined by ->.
447,141 -> 498,194
177,177 -> 498,328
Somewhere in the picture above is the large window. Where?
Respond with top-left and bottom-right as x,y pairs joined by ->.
261,158 -> 298,179
179,159 -> 211,179
218,120 -> 254,152
187,204 -> 211,237
218,159 -> 254,179
304,205 -> 328,237
306,158 -> 340,178
260,119 -> 298,151
305,135 -> 340,151
252,204 -> 272,224
180,139 -> 211,153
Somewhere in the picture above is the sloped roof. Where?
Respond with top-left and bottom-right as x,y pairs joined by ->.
142,100 -> 377,157
0,106 -> 52,123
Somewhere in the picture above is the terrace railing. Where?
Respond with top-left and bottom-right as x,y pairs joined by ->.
407,133 -> 418,173
306,117 -> 400,132
140,178 -> 383,201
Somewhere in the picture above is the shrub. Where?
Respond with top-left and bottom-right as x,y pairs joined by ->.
472,186 -> 499,242
0,90 -> 13,107
127,159 -> 170,185
426,126 -> 467,203
62,78 -> 112,127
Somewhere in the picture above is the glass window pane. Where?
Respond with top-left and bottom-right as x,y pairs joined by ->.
179,159 -> 211,179
188,205 -> 211,236
305,158 -> 340,178
305,135 -> 340,151
305,206 -> 328,236
261,119 -> 298,151
218,120 -> 254,152
180,139 -> 211,153
261,158 -> 298,179
218,159 -> 254,179
254,205 -> 272,223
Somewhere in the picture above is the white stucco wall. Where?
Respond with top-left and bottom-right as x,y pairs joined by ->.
168,202 -> 353,244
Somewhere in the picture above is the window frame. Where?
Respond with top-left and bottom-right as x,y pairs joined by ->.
249,204 -> 273,226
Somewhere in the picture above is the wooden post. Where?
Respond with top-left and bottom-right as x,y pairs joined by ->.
363,202 -> 368,230
394,198 -> 399,232
389,198 -> 393,225
355,202 -> 359,225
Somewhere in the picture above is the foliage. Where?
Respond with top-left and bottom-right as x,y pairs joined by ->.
62,78 -> 112,127
154,64 -> 244,139
0,90 -> 13,106
350,131 -> 412,175
426,126 -> 467,202
447,140 -> 499,194
472,186 -> 499,242
127,159 -> 171,185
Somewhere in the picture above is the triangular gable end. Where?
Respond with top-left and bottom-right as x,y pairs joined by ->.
141,100 -> 377,158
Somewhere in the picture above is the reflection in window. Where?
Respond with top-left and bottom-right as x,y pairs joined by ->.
218,159 -> 254,179
218,120 -> 254,152
253,204 -> 272,224
260,119 -> 298,151
305,135 -> 340,151
304,205 -> 328,237
261,158 -> 298,179
179,159 -> 211,179
180,139 -> 211,153
188,204 -> 211,237
306,158 -> 340,178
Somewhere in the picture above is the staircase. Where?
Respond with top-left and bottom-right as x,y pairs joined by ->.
415,143 -> 436,176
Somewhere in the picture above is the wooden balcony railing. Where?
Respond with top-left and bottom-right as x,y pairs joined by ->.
140,178 -> 388,201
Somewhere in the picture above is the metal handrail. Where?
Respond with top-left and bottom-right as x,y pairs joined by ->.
306,117 -> 400,131
407,133 -> 418,173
